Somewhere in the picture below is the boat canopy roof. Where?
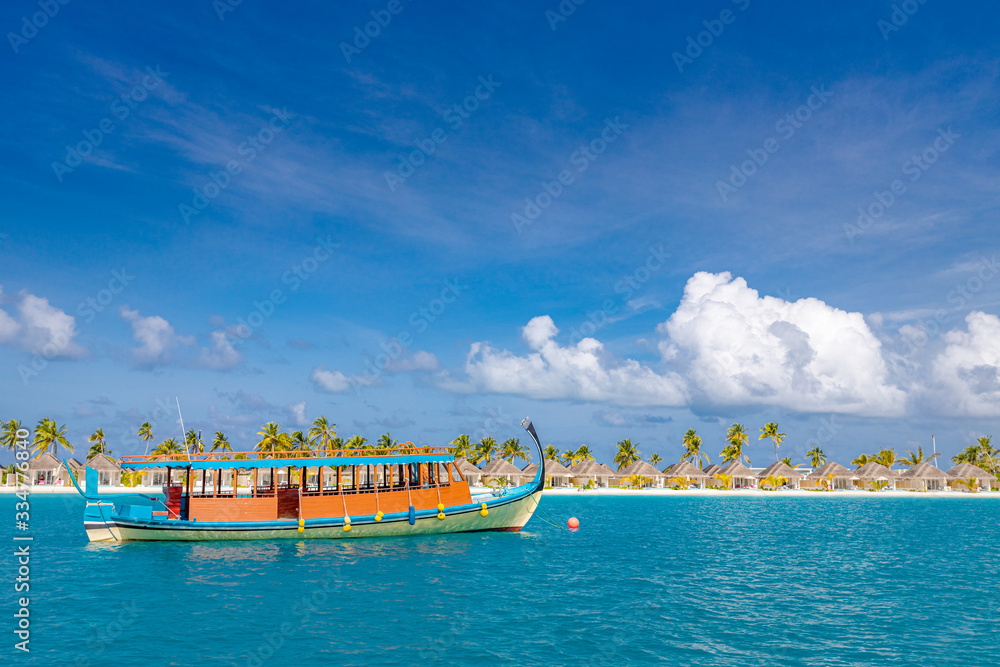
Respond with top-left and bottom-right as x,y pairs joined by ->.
119,445 -> 455,471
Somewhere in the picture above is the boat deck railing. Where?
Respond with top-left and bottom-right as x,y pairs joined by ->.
121,444 -> 452,466
185,479 -> 456,500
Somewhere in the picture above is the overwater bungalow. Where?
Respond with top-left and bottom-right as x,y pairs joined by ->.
719,460 -> 757,488
853,462 -> 898,491
945,462 -> 996,491
617,460 -> 668,487
897,461 -> 954,492
756,461 -> 803,489
801,462 -> 856,490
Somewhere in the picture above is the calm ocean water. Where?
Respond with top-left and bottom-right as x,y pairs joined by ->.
3,494 -> 999,666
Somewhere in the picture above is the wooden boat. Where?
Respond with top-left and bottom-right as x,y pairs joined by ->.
69,419 -> 545,542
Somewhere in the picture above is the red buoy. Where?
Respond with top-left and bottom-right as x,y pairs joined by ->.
567,517 -> 580,530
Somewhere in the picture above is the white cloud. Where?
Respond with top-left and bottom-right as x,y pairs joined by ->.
288,400 -> 308,426
387,349 -> 440,373
460,315 -> 689,407
929,311 -> 1000,416
120,306 -> 194,366
661,272 -> 906,416
198,330 -> 242,371
0,289 -> 86,358
308,365 -> 377,393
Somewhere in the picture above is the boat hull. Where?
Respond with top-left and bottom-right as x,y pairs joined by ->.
91,490 -> 541,542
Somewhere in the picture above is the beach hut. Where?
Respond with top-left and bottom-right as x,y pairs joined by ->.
945,462 -> 996,492
27,452 -> 64,485
897,461 -> 954,492
702,463 -> 721,477
663,460 -> 712,489
454,458 -> 483,486
617,460 -> 668,488
852,462 -> 898,491
86,454 -> 122,487
802,462 -> 856,491
480,458 -> 523,486
522,459 -> 572,487
569,460 -> 611,488
718,460 -> 757,489
756,461 -> 804,489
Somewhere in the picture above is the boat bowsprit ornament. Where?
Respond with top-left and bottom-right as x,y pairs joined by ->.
67,417 -> 547,542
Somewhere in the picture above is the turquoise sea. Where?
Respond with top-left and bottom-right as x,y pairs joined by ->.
4,494 -> 999,666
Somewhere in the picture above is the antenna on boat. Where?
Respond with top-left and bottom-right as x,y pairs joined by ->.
176,397 -> 191,461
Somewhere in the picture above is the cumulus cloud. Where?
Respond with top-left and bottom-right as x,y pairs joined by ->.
288,400 -> 308,426
661,272 -> 906,416
928,311 -> 1000,416
0,288 -> 86,358
199,330 -> 243,370
460,315 -> 690,407
309,365 -> 376,393
120,306 -> 194,366
387,350 -> 440,373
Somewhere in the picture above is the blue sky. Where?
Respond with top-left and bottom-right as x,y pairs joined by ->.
1,0 -> 998,467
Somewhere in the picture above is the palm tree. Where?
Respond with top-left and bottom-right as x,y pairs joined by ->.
32,418 -> 73,458
474,437 -> 498,464
721,423 -> 750,466
681,429 -> 709,469
714,472 -> 734,489
868,480 -> 890,492
308,416 -> 336,451
613,439 -> 641,470
806,445 -> 826,468
780,457 -> 802,469
760,422 -> 786,462
953,477 -> 980,493
87,428 -> 109,459
874,448 -> 897,469
574,445 -> 595,462
151,438 -> 184,457
185,429 -> 204,454
211,432 -> 233,453
560,449 -> 577,467
500,437 -> 530,463
346,435 -> 368,452
378,433 -> 397,451
450,434 -> 474,460
3,419 -> 24,451
898,446 -> 939,468
542,445 -> 559,461
761,474 -> 788,490
625,473 -> 650,490
255,422 -> 284,456
648,453 -> 662,466
138,421 -> 154,455
289,430 -> 310,451
851,453 -> 872,466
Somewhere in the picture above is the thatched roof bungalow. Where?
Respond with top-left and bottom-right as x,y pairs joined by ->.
662,460 -> 712,489
86,455 -> 122,487
757,461 -> 803,489
897,461 -> 953,492
945,462 -> 996,492
802,462 -> 856,490
27,452 -> 66,485
480,458 -> 523,484
853,462 -> 899,491
718,460 -> 757,488
616,460 -> 667,488
569,460 -> 611,488
455,458 -> 483,486
522,459 -> 572,487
